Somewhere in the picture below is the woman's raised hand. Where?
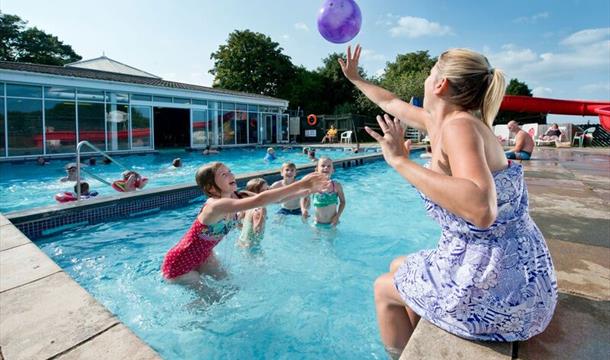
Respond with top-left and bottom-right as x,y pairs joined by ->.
301,172 -> 331,193
365,114 -> 412,167
338,44 -> 362,82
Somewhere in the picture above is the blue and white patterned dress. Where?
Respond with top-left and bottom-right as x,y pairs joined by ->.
394,161 -> 557,341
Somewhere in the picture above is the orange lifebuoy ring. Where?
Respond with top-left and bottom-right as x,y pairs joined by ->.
307,114 -> 317,126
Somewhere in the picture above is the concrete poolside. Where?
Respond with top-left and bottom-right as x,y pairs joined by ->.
0,147 -> 608,359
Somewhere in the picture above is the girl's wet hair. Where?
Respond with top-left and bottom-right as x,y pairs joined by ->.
195,162 -> 225,197
245,178 -> 268,194
436,48 -> 506,127
317,156 -> 333,168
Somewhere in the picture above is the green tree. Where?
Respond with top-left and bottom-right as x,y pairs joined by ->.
382,51 -> 436,101
0,13 -> 81,65
210,30 -> 294,97
284,66 -> 330,115
505,78 -> 533,96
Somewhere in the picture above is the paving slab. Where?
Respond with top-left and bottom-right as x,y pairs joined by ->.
400,320 -> 512,360
0,224 -> 31,251
523,170 -> 576,180
0,214 -> 9,227
0,272 -> 118,360
55,324 -> 160,360
527,187 -> 609,220
0,242 -> 61,292
531,212 -> 610,248
517,293 -> 610,360
546,238 -> 610,300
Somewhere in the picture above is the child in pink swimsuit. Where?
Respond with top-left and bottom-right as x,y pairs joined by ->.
161,161 -> 330,286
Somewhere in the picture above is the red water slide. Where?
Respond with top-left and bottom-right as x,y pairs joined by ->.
500,95 -> 610,131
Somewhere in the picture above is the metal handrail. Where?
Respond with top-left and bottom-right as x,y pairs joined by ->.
75,141 -> 131,200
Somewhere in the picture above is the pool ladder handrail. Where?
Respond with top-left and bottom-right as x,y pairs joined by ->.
75,140 -> 132,200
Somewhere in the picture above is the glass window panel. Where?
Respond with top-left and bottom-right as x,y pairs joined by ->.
7,84 -> 42,98
131,94 -> 152,101
107,92 -> 129,104
192,109 -> 209,146
192,99 -> 207,106
106,104 -> 129,150
222,110 -> 235,145
247,104 -> 258,112
153,96 -> 172,103
131,106 -> 152,149
0,98 -> 5,156
7,98 -> 43,156
248,112 -> 258,144
77,89 -> 105,102
236,103 -> 247,111
221,102 -> 235,111
0,83 -> 4,96
78,102 -> 106,150
208,101 -> 219,110
45,100 -> 76,154
44,87 -> 75,100
174,97 -> 190,104
208,109 -> 220,145
236,111 -> 247,144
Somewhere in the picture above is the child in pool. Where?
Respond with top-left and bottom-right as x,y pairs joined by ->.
264,147 -> 276,161
238,178 -> 269,248
161,162 -> 329,286
112,170 -> 148,192
270,162 -> 307,216
301,157 -> 346,225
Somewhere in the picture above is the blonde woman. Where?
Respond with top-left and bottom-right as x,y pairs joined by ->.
340,45 -> 557,357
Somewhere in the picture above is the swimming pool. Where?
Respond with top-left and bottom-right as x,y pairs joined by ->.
37,159 -> 439,359
0,147 -> 357,213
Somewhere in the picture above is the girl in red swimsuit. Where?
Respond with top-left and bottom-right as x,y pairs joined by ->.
161,161 -> 329,286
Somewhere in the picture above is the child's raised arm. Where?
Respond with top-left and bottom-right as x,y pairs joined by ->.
202,173 -> 329,223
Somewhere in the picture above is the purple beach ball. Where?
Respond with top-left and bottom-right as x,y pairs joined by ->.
317,0 -> 362,44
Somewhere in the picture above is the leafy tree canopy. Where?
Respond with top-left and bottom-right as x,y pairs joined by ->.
0,13 -> 81,65
505,78 -> 533,96
209,30 -> 294,97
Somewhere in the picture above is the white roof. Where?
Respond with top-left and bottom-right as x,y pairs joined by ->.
65,56 -> 160,79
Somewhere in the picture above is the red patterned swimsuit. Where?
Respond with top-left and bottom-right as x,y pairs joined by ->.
161,211 -> 239,279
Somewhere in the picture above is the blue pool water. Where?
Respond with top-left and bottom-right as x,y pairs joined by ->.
38,159 -> 439,359
0,147 -> 357,213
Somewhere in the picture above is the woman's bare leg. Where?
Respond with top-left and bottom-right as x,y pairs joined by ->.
389,256 -> 407,273
374,272 -> 418,355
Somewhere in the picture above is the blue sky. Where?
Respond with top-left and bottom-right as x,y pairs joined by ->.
2,0 -> 609,123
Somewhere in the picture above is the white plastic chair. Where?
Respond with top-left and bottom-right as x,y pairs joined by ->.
494,125 -> 510,145
572,127 -> 596,147
340,130 -> 352,144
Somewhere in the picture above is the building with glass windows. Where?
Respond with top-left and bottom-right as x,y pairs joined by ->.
0,57 -> 289,159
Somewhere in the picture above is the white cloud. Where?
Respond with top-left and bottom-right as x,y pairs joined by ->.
561,28 -> 610,46
374,68 -> 385,78
294,22 -> 310,32
389,16 -> 453,38
485,28 -> 610,82
514,12 -> 549,24
282,34 -> 290,40
579,83 -> 610,94
360,49 -> 386,62
376,13 -> 399,27
533,87 -> 553,97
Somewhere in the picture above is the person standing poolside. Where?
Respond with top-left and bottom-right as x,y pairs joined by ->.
506,120 -> 535,160
161,162 -> 329,287
301,157 -> 346,226
270,162 -> 307,216
340,44 -> 557,358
